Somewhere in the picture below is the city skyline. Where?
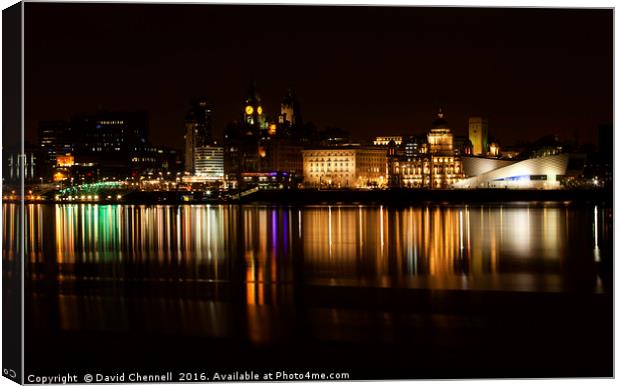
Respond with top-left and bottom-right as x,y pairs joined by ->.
25,5 -> 612,150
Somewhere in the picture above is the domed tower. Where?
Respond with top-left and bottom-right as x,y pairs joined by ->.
427,108 -> 454,154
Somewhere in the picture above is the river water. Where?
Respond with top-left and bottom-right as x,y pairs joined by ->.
6,202 -> 612,378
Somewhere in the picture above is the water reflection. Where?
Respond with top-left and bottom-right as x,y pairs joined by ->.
14,202 -> 611,346
11,203 -> 609,292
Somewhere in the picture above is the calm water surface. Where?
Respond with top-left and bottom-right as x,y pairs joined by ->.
10,202 -> 613,378
7,202 -> 610,293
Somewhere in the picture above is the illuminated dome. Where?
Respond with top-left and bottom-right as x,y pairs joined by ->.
428,108 -> 453,154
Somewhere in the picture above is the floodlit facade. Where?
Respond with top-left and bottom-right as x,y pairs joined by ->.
452,153 -> 569,189
302,147 -> 388,188
388,110 -> 465,188
390,154 -> 464,188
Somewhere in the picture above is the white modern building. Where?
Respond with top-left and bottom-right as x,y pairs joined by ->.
452,153 -> 570,189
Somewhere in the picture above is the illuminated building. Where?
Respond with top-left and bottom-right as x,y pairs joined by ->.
194,146 -> 224,181
453,153 -> 570,189
461,156 -> 516,177
373,136 -> 403,146
387,110 -> 465,188
469,117 -> 489,155
302,147 -> 387,188
56,154 -> 74,167
427,109 -> 454,154
184,99 -> 213,174
389,154 -> 464,188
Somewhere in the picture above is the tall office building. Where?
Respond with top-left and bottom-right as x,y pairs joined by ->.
194,145 -> 224,181
468,117 -> 489,155
184,99 -> 213,174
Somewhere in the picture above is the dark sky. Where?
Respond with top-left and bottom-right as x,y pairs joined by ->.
25,4 -> 612,150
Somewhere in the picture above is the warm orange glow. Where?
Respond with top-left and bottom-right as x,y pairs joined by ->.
56,154 -> 74,167
268,123 -> 277,136
53,171 -> 67,182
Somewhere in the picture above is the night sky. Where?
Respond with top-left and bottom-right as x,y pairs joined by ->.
25,4 -> 612,150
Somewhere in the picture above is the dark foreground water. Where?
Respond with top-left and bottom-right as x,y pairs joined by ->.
6,203 -> 613,379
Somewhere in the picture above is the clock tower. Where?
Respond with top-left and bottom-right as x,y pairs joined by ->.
243,81 -> 266,131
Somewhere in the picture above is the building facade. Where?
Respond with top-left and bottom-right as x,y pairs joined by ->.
453,153 -> 570,189
302,147 -> 387,188
194,146 -> 224,181
387,110 -> 465,188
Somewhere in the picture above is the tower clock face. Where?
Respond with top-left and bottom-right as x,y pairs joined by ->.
245,106 -> 254,115
257,106 -> 263,115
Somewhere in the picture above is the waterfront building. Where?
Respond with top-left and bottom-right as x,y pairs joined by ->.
388,109 -> 464,188
194,145 -> 224,181
453,153 -> 570,189
460,156 -> 516,177
469,117 -> 489,155
388,110 -> 465,188
184,99 -> 214,174
302,146 -> 387,188
389,153 -> 464,188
